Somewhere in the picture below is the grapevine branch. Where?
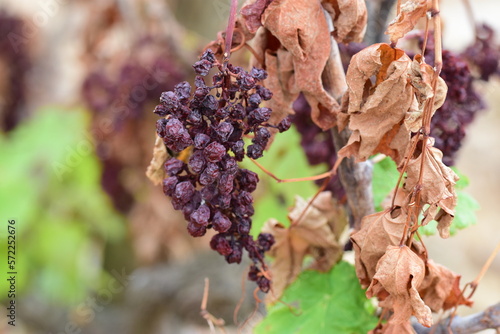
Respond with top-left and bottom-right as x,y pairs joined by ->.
413,302 -> 500,334
322,8 -> 375,229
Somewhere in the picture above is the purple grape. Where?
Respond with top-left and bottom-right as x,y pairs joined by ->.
250,67 -> 268,81
218,173 -> 235,195
213,211 -> 232,233
188,150 -> 206,174
190,204 -> 210,226
194,133 -> 211,149
162,176 -> 178,197
231,140 -> 245,161
277,116 -> 292,133
199,163 -> 220,185
237,72 -> 256,90
187,221 -> 207,237
175,81 -> 191,100
248,107 -> 271,125
173,181 -> 196,205
164,158 -> 184,176
256,85 -> 273,100
238,169 -> 259,192
204,142 -> 226,163
258,233 -> 275,252
214,122 -> 234,142
193,59 -> 213,76
210,234 -> 233,256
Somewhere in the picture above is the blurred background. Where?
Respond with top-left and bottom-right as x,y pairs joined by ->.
0,0 -> 499,333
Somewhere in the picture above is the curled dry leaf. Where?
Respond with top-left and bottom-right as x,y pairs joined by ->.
240,0 -> 274,34
404,138 -> 458,238
262,191 -> 347,303
322,0 -> 368,44
262,0 -> 339,130
385,0 -> 429,45
351,207 -> 409,287
418,259 -> 472,312
338,44 -> 413,163
146,135 -> 169,185
405,55 -> 448,132
264,48 -> 298,134
367,245 -> 433,328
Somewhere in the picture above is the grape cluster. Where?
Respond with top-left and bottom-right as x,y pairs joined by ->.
155,49 -> 291,292
462,24 -> 500,81
0,11 -> 31,131
292,95 -> 345,202
421,37 -> 485,166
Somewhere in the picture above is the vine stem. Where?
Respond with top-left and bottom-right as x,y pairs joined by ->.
223,0 -> 238,65
249,158 -> 335,183
406,0 -> 444,245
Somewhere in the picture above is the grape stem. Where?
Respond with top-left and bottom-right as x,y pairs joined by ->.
223,0 -> 239,65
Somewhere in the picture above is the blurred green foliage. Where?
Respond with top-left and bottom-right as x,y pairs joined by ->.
244,126 -> 325,237
372,157 -> 399,211
0,107 -> 125,305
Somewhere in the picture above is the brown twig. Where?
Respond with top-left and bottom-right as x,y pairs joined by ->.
406,0 -> 444,244
200,278 -> 227,334
249,158 -> 335,183
233,269 -> 248,326
462,240 -> 500,301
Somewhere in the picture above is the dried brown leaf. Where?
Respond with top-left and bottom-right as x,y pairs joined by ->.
367,245 -> 433,328
264,49 -> 298,128
323,0 -> 368,43
339,44 -> 413,163
405,55 -> 448,132
351,208 -> 408,287
262,0 -> 339,130
418,260 -> 472,312
386,0 -> 429,45
442,275 -> 474,310
262,192 -> 346,302
404,139 -> 458,238
146,135 -> 169,185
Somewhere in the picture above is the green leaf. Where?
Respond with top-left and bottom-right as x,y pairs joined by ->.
255,261 -> 378,334
372,157 -> 399,211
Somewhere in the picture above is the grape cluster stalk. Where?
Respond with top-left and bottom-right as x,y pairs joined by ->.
154,49 -> 291,292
